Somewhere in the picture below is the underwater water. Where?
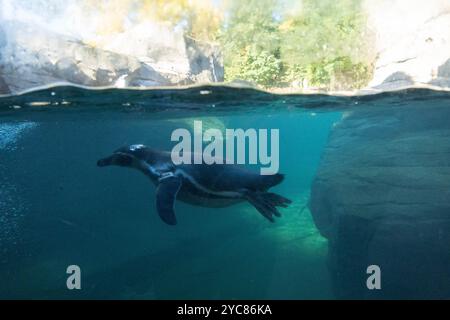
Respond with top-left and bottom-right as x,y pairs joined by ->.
0,86 -> 449,299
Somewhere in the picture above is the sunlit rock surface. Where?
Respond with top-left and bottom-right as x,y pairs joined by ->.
0,16 -> 222,93
310,103 -> 450,299
365,0 -> 450,89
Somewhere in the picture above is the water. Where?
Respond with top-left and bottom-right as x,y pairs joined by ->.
0,85 -> 449,299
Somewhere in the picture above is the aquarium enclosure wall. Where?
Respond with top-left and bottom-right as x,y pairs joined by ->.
0,0 -> 450,300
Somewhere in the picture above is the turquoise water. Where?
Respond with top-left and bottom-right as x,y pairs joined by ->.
0,86 -> 449,299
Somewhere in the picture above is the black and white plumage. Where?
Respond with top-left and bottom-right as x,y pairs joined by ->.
97,144 -> 292,226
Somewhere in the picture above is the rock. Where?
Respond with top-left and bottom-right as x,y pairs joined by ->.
429,58 -> 450,87
95,69 -> 116,86
184,36 -> 224,84
54,58 -> 95,86
372,72 -> 414,90
309,102 -> 450,299
0,22 -> 10,94
0,19 -> 223,94
365,0 -> 450,89
0,21 -> 151,92
0,74 -> 10,94
126,65 -> 171,87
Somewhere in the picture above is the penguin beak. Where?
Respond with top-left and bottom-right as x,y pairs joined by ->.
97,153 -> 133,167
97,155 -> 113,167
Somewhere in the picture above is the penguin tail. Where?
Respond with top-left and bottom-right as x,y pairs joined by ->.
245,191 -> 292,222
259,173 -> 285,189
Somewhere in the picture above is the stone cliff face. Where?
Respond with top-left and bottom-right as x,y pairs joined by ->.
0,74 -> 9,94
365,0 -> 450,90
0,21 -> 223,94
309,99 -> 450,298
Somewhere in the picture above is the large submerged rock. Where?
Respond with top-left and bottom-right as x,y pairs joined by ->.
310,101 -> 450,299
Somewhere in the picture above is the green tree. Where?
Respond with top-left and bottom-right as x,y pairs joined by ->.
219,0 -> 284,86
279,0 -> 372,89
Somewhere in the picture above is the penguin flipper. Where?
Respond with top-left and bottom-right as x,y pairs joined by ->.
156,176 -> 182,226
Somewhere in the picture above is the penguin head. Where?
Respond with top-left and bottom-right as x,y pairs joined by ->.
97,144 -> 148,168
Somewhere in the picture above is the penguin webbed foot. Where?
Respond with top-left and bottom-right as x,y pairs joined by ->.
244,191 -> 292,222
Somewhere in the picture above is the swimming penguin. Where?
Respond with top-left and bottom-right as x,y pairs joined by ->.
97,144 -> 291,225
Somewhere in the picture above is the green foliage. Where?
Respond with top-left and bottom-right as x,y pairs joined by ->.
219,0 -> 284,87
285,56 -> 372,89
219,0 -> 373,90
226,49 -> 282,86
279,0 -> 372,89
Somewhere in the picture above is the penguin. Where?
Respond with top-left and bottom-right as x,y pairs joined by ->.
97,144 -> 291,225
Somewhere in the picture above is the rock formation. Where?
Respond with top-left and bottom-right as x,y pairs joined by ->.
0,20 -> 223,94
310,99 -> 450,298
308,1 -> 450,298
0,74 -> 9,94
365,0 -> 450,89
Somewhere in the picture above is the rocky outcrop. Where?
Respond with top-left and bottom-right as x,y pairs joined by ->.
0,74 -> 9,94
0,21 -> 223,94
430,58 -> 450,88
309,101 -> 450,299
0,25 -> 10,94
184,36 -> 224,84
365,0 -> 450,89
